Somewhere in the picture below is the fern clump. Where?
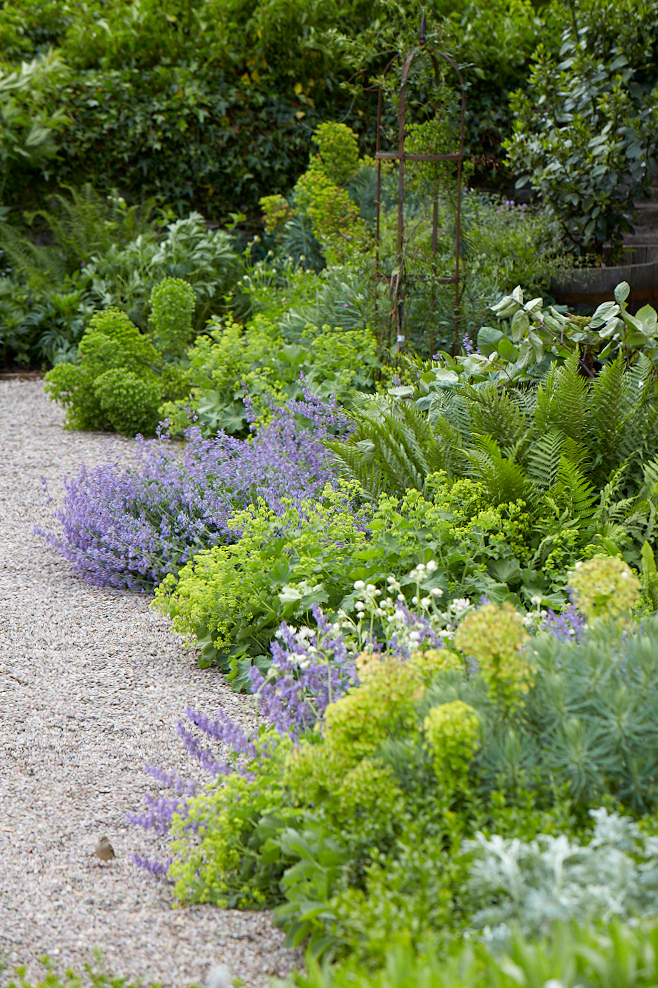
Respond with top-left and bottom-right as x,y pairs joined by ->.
44,307 -> 164,434
331,355 -> 658,591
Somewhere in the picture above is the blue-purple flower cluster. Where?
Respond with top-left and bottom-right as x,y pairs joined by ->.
249,604 -> 357,737
37,395 -> 344,590
178,706 -> 257,777
542,603 -> 587,643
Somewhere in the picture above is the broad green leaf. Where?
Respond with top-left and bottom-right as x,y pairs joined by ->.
497,336 -> 519,361
511,309 -> 530,342
461,354 -> 491,375
614,281 -> 630,303
528,330 -> 545,362
635,304 -> 658,334
590,300 -> 620,327
642,541 -> 658,579
387,385 -> 416,398
477,325 -> 503,356
490,295 -> 519,319
430,368 -> 460,386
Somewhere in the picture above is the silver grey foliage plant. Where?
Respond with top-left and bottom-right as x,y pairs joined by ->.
463,808 -> 658,948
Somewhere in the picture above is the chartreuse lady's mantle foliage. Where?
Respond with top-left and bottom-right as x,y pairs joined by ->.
155,467 -> 564,679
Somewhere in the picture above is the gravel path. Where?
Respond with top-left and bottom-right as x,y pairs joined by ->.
0,380 -> 296,987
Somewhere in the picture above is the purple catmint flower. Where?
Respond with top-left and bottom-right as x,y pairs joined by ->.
142,764 -> 199,797
543,603 -> 587,643
462,334 -> 475,355
36,395 -> 343,590
185,707 -> 257,759
39,475 -> 53,506
131,853 -> 172,877
175,721 -> 235,778
249,605 -> 357,738
127,791 -> 189,834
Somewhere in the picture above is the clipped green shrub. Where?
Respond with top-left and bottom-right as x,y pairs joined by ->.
93,368 -> 162,436
44,306 -> 164,434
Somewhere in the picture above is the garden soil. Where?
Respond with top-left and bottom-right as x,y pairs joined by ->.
0,380 -> 297,987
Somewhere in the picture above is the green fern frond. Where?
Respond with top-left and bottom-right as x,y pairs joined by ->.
427,388 -> 473,440
327,395 -> 445,497
463,383 -> 531,454
25,183 -> 158,270
465,435 -> 533,506
526,429 -> 565,490
535,355 -> 588,443
586,355 -> 626,459
325,436 -> 388,500
0,221 -> 67,288
547,456 -> 598,523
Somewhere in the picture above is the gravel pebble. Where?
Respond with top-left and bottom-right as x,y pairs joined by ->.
0,380 -> 298,987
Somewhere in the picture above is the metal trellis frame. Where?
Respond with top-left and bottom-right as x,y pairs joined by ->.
374,25 -> 467,357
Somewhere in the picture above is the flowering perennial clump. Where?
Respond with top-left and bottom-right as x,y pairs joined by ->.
37,396 -> 341,590
249,604 -> 356,738
423,700 -> 481,788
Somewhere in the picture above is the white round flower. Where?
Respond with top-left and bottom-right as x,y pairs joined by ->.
354,580 -> 365,590
412,596 -> 418,605
355,601 -> 365,612
421,597 -> 431,609
426,560 -> 438,573
430,587 -> 443,598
